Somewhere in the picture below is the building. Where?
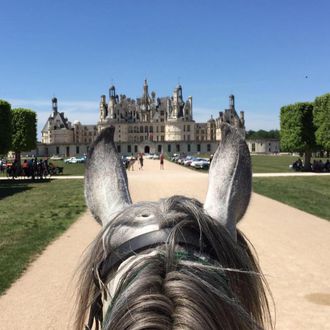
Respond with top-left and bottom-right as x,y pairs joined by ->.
38,81 -> 245,157
246,139 -> 280,154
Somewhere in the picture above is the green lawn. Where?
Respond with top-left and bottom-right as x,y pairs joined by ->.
251,155 -> 297,173
0,179 -> 86,294
50,160 -> 86,176
253,176 -> 330,221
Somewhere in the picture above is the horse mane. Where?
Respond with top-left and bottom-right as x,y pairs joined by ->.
75,195 -> 272,329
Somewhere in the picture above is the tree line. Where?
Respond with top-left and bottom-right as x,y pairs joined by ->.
280,93 -> 330,170
245,129 -> 280,140
0,99 -> 37,161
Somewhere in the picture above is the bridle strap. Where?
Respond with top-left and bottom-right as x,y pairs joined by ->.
86,227 -> 213,329
99,227 -> 210,281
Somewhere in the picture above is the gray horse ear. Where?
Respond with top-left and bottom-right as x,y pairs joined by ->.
84,126 -> 132,227
204,123 -> 252,240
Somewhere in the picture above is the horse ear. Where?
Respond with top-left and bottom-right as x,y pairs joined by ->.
84,126 -> 132,227
204,124 -> 252,240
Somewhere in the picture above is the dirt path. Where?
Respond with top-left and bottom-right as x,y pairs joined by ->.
0,159 -> 329,329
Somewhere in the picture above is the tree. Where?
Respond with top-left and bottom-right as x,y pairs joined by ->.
0,100 -> 12,155
314,93 -> 330,152
246,129 -> 280,140
280,102 -> 315,170
11,108 -> 37,161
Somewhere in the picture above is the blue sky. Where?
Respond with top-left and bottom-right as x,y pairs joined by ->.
1,0 -> 329,139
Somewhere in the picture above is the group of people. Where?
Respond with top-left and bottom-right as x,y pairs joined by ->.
1,157 -> 61,179
291,158 -> 330,172
124,153 -> 165,171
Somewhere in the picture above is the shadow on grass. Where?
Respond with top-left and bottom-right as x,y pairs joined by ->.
0,179 -> 51,200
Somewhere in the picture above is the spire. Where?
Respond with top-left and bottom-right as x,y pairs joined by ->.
143,79 -> 149,99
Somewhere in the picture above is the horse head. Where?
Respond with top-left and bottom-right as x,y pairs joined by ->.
77,124 -> 270,330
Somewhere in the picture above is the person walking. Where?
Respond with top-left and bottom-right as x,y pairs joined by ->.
160,153 -> 164,170
138,153 -> 144,170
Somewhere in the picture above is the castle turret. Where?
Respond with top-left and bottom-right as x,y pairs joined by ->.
52,97 -> 58,117
108,85 -> 117,119
99,95 -> 107,120
229,94 -> 235,111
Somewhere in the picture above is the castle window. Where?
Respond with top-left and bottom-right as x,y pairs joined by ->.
158,145 -> 162,153
161,126 -> 165,133
56,146 -> 59,154
76,146 -> 80,154
117,145 -> 121,153
128,145 -> 132,153
149,126 -> 153,133
207,144 -> 211,152
187,125 -> 190,132
140,126 -> 143,133
176,144 -> 180,152
167,144 -> 171,153
145,126 -> 148,133
134,145 -> 138,153
197,144 -> 201,152
187,144 -> 191,152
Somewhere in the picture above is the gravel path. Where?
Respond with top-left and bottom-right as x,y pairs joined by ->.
0,159 -> 329,329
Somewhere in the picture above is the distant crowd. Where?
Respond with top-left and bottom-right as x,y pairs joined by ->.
291,158 -> 330,172
0,157 -> 63,179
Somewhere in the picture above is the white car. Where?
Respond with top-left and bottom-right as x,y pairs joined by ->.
190,158 -> 210,169
183,156 -> 195,166
64,156 -> 86,164
50,155 -> 64,160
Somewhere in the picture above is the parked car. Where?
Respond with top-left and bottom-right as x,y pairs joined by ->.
183,156 -> 195,166
190,158 -> 210,169
152,154 -> 160,160
64,156 -> 86,164
50,155 -> 64,160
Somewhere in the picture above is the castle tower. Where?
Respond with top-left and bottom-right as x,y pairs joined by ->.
142,79 -> 150,109
99,95 -> 107,120
52,97 -> 58,117
229,94 -> 235,111
108,85 -> 117,119
109,85 -> 116,99
171,85 -> 183,119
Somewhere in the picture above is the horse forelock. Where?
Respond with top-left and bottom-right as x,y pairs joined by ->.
75,195 -> 272,330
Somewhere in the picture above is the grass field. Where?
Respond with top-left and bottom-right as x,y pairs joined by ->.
253,176 -> 330,221
0,179 -> 85,294
251,155 -> 297,172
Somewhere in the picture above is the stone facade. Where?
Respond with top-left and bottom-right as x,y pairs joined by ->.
38,81 -> 246,157
246,139 -> 280,154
